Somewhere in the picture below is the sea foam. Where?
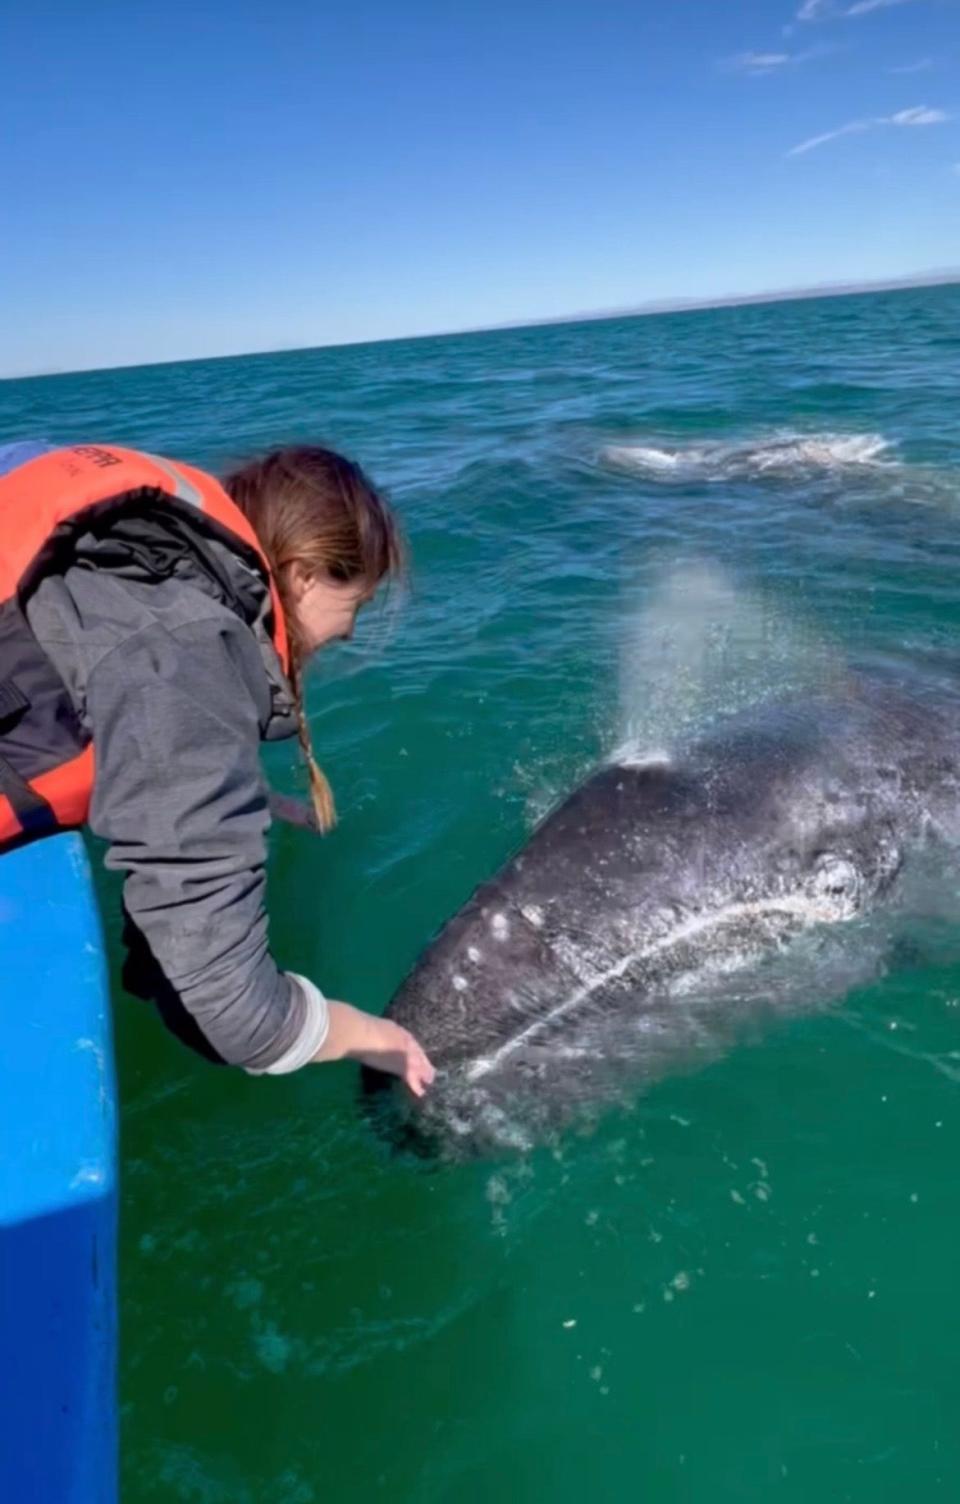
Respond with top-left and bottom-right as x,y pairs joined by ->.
600,431 -> 892,481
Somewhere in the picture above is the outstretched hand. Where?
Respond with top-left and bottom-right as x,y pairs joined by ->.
314,1000 -> 436,1097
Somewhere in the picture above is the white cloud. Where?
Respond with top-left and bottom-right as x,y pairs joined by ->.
789,119 -> 872,154
788,103 -> 950,155
732,51 -> 792,71
889,106 -> 949,125
725,49 -> 800,74
888,58 -> 934,73
846,0 -> 917,13
725,44 -> 829,74
798,0 -> 923,19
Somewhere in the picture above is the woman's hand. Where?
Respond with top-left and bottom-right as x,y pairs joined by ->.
313,1000 -> 436,1098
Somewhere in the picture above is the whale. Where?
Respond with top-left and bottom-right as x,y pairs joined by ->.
367,675 -> 960,1155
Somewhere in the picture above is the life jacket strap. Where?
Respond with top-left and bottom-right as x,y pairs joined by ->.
0,751 -> 56,836
0,681 -> 57,837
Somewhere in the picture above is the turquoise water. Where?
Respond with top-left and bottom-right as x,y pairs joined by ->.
4,284 -> 960,1500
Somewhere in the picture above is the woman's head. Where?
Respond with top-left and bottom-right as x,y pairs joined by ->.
224,445 -> 406,831
224,445 -> 404,655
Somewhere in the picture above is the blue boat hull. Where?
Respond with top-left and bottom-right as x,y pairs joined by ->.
0,834 -> 117,1502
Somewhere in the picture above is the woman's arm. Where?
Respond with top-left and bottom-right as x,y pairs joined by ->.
30,568 -> 433,1093
85,608 -> 315,1070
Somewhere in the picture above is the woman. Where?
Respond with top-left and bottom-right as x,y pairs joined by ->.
0,439 -> 434,1095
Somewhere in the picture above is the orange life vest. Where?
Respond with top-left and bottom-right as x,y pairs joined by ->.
0,444 -> 289,850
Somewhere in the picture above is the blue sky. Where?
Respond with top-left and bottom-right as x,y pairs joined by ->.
2,0 -> 957,375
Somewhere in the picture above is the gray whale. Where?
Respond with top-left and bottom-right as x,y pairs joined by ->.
369,677 -> 960,1155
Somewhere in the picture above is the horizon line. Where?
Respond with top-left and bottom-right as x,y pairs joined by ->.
5,266 -> 959,383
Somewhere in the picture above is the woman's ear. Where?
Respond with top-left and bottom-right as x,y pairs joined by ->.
285,560 -> 314,604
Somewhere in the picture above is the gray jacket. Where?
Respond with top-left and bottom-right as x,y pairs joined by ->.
24,514 -> 325,1072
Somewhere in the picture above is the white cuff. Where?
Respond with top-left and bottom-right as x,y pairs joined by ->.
245,974 -> 330,1076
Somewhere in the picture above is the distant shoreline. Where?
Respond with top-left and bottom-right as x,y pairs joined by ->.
477,268 -> 960,335
6,268 -> 959,383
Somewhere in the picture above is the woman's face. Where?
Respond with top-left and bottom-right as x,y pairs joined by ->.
288,564 -> 373,656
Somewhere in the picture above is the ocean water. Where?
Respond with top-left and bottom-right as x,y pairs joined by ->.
4,283 -> 960,1501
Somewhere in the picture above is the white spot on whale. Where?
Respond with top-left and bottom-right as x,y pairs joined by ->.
521,904 -> 544,929
491,913 -> 510,941
452,975 -> 468,993
467,946 -> 483,964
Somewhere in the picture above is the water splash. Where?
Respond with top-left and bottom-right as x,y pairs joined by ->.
600,431 -> 892,482
614,559 -> 842,762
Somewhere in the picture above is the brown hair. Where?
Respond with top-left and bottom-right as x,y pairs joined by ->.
223,445 -> 405,833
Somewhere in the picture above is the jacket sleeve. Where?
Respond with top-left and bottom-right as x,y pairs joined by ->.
84,612 -> 322,1070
